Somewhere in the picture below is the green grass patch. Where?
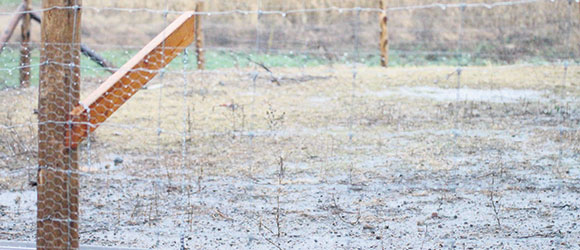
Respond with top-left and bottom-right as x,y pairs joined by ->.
1,47 -> 575,89
0,0 -> 41,9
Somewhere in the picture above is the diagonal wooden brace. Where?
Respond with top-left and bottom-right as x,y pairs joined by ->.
65,12 -> 196,149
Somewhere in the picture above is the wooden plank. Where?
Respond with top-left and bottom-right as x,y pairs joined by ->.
195,2 -> 205,70
0,4 -> 25,55
379,0 -> 389,67
65,12 -> 196,148
20,0 -> 31,88
30,11 -> 117,74
37,0 -> 82,249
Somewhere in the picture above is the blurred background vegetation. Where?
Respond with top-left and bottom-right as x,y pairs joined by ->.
0,0 -> 578,87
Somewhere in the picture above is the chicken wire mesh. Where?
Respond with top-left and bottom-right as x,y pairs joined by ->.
0,0 -> 579,249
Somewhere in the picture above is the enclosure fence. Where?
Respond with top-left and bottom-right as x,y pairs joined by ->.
0,0 -> 579,249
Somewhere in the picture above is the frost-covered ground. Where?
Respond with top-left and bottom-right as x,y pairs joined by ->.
1,65 -> 578,249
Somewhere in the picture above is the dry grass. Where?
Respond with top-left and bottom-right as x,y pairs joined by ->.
1,2 -> 579,248
1,64 -> 578,177
2,0 -> 576,61
82,0 -> 579,58
0,63 -> 578,248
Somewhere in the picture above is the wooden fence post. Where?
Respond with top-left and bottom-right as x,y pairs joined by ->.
37,0 -> 82,249
195,1 -> 205,70
28,11 -> 116,73
20,0 -> 31,88
0,4 -> 25,54
379,0 -> 388,67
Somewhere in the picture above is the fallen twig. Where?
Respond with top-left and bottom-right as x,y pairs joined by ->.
247,57 -> 281,86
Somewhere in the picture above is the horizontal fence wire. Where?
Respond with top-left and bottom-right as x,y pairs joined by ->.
0,0 -> 579,249
0,0 -> 574,15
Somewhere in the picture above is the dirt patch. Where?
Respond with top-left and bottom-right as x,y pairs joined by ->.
0,64 -> 578,248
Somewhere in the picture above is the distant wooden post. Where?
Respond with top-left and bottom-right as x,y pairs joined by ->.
37,0 -> 81,249
195,1 -> 205,70
379,0 -> 388,67
20,0 -> 31,88
0,4 -> 25,54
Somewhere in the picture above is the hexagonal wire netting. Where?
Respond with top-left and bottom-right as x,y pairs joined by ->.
0,0 -> 579,249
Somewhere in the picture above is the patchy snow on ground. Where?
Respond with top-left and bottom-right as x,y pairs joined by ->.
1,65 -> 578,249
367,86 -> 547,103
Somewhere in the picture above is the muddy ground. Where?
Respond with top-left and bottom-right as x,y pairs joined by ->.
0,65 -> 579,249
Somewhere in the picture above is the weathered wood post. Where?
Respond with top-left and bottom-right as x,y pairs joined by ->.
0,4 -> 25,54
28,11 -> 116,74
379,0 -> 388,67
37,0 -> 82,249
20,0 -> 31,87
195,1 -> 205,70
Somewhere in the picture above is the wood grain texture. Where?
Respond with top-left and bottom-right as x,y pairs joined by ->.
20,0 -> 31,88
65,12 -> 196,148
37,0 -> 82,249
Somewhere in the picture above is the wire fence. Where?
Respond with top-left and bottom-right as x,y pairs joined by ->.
0,0 -> 579,249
